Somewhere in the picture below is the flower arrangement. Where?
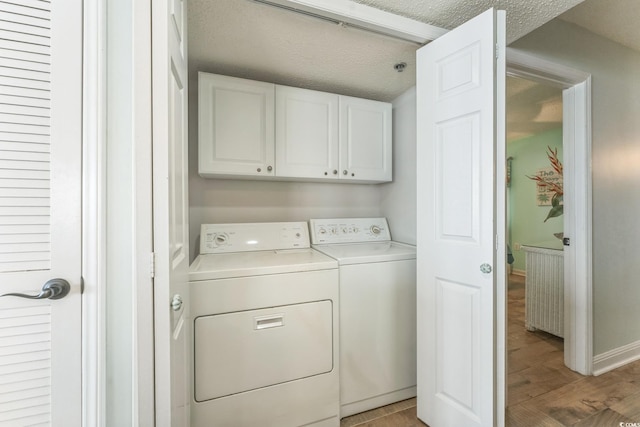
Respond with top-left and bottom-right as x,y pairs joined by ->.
528,146 -> 563,222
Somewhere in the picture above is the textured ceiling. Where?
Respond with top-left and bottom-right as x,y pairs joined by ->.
188,0 -> 586,102
188,0 -> 419,102
559,0 -> 640,53
352,0 -> 584,44
188,0 -> 568,141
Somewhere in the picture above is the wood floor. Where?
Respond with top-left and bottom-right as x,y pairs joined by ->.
340,274 -> 640,426
340,398 -> 423,427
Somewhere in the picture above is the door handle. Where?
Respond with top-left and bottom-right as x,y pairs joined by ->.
480,263 -> 493,274
1,278 -> 71,300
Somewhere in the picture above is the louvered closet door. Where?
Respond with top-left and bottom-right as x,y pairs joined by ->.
0,1 -> 82,426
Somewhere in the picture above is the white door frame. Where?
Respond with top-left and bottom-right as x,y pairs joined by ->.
506,48 -> 593,375
82,0 -> 157,426
82,0 -> 107,425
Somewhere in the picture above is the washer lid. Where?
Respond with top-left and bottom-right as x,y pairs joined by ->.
312,241 -> 416,265
189,248 -> 338,281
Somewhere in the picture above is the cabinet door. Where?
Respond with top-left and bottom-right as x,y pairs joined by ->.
198,73 -> 275,177
275,86 -> 339,179
339,96 -> 392,182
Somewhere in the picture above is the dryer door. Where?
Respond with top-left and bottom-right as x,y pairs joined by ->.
194,300 -> 333,402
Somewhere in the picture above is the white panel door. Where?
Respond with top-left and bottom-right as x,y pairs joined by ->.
338,96 -> 392,182
416,8 -> 505,427
0,0 -> 82,425
153,0 -> 190,425
275,85 -> 339,179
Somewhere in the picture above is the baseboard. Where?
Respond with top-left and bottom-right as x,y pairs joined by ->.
340,386 -> 416,418
593,340 -> 640,376
511,269 -> 526,277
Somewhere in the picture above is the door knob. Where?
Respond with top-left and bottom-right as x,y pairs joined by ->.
171,294 -> 183,311
1,278 -> 71,300
480,263 -> 492,274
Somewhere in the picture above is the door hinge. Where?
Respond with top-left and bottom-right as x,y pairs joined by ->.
496,43 -> 499,59
150,252 -> 156,278
495,234 -> 499,251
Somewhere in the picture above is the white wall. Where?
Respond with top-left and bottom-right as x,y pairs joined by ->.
187,73 -> 383,260
512,20 -> 640,356
106,0 -> 133,424
381,87 -> 417,245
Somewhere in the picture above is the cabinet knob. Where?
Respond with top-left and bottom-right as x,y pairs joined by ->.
257,168 -> 261,173
324,172 -> 328,176
267,165 -> 273,172
343,170 -> 348,175
333,170 -> 338,175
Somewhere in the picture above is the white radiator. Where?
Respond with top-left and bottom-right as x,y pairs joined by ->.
522,244 -> 564,338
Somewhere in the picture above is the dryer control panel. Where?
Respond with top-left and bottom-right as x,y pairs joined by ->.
200,222 -> 310,254
309,218 -> 391,244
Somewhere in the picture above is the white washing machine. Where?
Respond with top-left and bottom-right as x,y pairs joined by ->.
309,218 -> 416,418
189,222 -> 339,427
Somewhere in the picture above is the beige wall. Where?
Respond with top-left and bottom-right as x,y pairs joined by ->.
512,19 -> 640,356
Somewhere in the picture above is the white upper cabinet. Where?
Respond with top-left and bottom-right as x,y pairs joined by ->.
339,96 -> 392,182
276,85 -> 339,179
198,72 -> 392,183
198,73 -> 275,178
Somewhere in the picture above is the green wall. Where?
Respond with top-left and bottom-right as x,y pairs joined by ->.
507,128 -> 563,272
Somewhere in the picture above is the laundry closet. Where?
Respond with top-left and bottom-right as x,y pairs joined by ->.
186,0 -> 419,425
187,0 -> 418,262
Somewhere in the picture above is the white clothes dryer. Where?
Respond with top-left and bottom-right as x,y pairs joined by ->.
309,218 -> 416,418
189,222 -> 339,427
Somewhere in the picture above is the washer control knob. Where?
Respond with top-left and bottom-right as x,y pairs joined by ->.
319,227 -> 327,235
215,233 -> 228,246
370,225 -> 381,235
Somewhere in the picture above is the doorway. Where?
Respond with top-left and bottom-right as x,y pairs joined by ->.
504,74 -> 575,410
506,75 -> 565,347
507,51 -> 593,379
506,76 -> 564,278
